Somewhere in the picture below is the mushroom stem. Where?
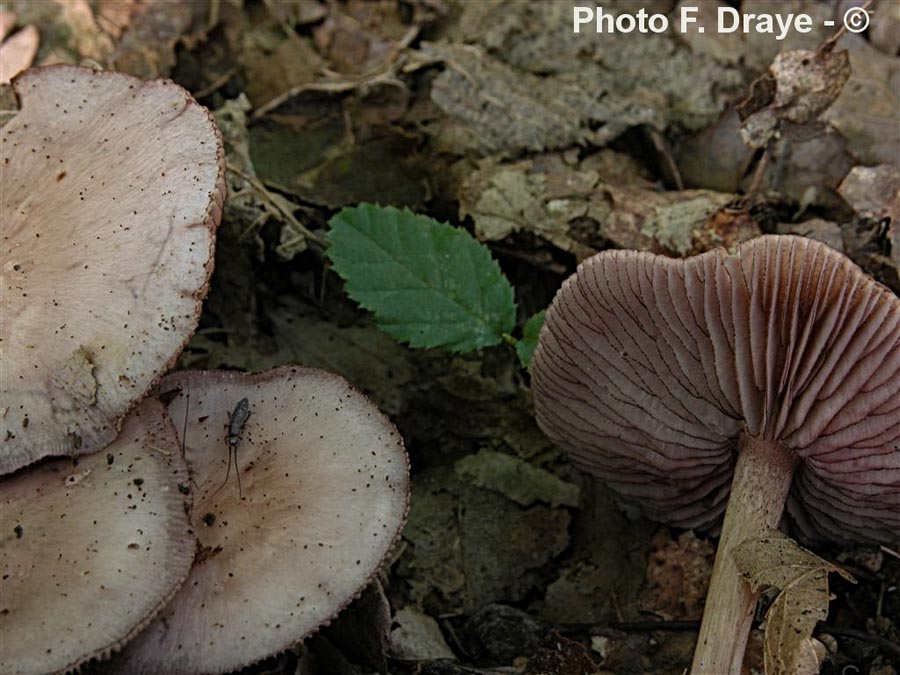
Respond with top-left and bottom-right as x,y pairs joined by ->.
691,435 -> 798,674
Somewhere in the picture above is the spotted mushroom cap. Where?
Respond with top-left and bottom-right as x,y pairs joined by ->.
116,365 -> 410,674
0,399 -> 194,675
0,65 -> 225,475
532,235 -> 900,543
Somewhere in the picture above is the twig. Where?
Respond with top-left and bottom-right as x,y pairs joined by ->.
555,620 -> 700,634
739,148 -> 770,209
193,70 -> 235,100
880,544 -> 900,560
646,127 -> 683,191
819,0 -> 877,55
225,162 -> 325,246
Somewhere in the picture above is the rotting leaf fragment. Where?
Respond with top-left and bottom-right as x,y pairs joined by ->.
733,530 -> 854,675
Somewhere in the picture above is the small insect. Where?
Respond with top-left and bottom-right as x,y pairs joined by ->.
212,397 -> 251,499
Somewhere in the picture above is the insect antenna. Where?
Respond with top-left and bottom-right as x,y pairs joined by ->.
181,386 -> 201,492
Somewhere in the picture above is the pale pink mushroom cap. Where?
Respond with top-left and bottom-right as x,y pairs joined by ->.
0,399 -> 194,675
0,65 -> 225,475
532,235 -> 900,543
117,366 -> 410,674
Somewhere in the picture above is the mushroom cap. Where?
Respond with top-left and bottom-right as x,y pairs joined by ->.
0,399 -> 194,675
117,366 -> 410,674
0,65 -> 225,475
532,235 -> 900,543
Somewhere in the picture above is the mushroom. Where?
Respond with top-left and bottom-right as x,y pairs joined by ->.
116,366 -> 409,674
0,65 -> 226,475
0,398 -> 194,675
530,235 -> 900,673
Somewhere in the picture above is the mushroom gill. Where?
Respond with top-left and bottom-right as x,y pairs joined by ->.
531,235 -> 900,673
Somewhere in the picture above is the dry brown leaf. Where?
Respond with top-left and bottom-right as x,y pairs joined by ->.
459,156 -> 752,260
111,1 -> 196,78
838,164 -> 900,291
0,11 -> 16,41
740,49 -> 851,149
425,4 -> 744,157
263,0 -> 328,27
824,34 -> 900,165
733,530 -> 854,675
241,22 -> 321,110
839,165 -> 900,223
54,0 -> 115,62
94,0 -> 137,41
425,43 -> 606,156
0,23 -> 38,84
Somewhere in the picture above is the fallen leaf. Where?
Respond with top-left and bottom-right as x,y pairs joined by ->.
425,43 -> 608,156
399,466 -> 570,613
424,15 -> 743,156
757,122 -> 854,210
838,165 -> 900,291
739,49 -> 850,149
111,1 -> 207,78
241,21 -> 321,110
389,607 -> 456,662
733,530 -> 854,675
0,23 -> 38,84
0,11 -> 16,41
459,154 -> 750,260
263,0 -> 327,27
454,449 -> 580,508
839,164 -> 900,223
320,581 -> 392,672
824,34 -> 900,165
56,0 -> 116,63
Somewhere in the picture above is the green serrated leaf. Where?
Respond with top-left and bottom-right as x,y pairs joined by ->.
515,310 -> 545,370
733,530 -> 855,675
327,204 -> 516,352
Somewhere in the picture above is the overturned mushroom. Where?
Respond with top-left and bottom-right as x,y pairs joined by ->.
117,366 -> 409,674
0,399 -> 194,675
531,235 -> 900,673
0,65 -> 225,475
